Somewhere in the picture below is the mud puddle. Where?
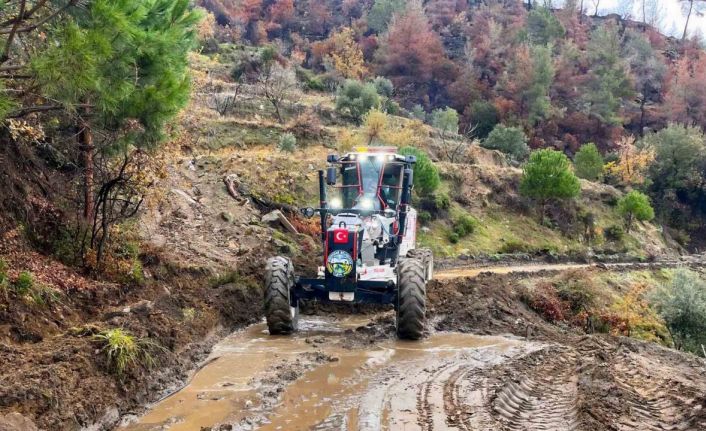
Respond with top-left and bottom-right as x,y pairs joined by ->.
120,315 -> 534,431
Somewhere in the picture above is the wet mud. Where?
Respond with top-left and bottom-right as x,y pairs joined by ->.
120,315 -> 534,431
119,262 -> 706,431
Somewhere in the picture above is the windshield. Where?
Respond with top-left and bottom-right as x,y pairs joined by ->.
336,157 -> 403,210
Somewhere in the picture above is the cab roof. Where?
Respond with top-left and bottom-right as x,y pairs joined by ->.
327,147 -> 416,164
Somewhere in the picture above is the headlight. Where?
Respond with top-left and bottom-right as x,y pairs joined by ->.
359,197 -> 374,210
330,197 -> 342,209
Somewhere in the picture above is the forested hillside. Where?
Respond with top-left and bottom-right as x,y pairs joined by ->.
196,0 -> 706,248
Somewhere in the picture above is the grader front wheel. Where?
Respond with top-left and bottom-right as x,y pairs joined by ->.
264,256 -> 299,335
407,248 -> 434,281
396,258 -> 426,340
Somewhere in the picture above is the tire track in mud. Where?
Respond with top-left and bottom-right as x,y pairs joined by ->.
417,363 -> 460,431
410,344 -> 544,431
491,347 -> 580,431
607,351 -> 706,431
433,345 -> 581,431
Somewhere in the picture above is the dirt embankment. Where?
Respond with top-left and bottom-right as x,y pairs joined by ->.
0,236 -> 265,430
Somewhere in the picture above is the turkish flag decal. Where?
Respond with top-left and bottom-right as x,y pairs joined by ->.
333,228 -> 349,244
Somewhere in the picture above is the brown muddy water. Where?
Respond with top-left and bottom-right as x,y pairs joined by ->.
119,315 -> 536,431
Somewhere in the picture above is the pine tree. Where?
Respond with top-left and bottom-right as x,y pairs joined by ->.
582,23 -> 633,126
367,0 -> 406,33
527,44 -> 555,125
520,149 -> 581,222
31,0 -> 201,219
526,4 -> 565,45
623,30 -> 667,135
574,143 -> 604,181
617,191 -> 655,232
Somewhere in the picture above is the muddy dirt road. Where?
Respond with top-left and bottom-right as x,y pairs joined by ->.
121,315 -> 541,431
120,263 -> 706,431
119,315 -> 706,431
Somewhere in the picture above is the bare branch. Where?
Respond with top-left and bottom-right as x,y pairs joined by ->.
0,0 -> 78,35
1,0 -> 27,64
8,104 -> 63,117
0,0 -> 49,28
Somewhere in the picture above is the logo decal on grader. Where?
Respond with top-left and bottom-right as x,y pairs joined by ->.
326,250 -> 354,278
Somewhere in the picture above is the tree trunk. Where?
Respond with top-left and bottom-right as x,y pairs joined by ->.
272,100 -> 283,123
683,0 -> 694,40
639,97 -> 646,137
580,0 -> 585,22
540,199 -> 547,225
79,118 -> 95,221
642,0 -> 646,24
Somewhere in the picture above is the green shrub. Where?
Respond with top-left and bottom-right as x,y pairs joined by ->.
130,261 -> 145,285
372,76 -> 394,97
0,260 -> 6,281
52,228 -> 85,266
335,79 -> 380,122
468,100 -> 499,139
295,67 -> 327,92
27,284 -> 61,306
411,104 -> 426,122
0,260 -> 7,297
14,271 -> 34,295
453,214 -> 478,237
94,328 -> 139,375
418,211 -> 432,225
94,328 -> 163,376
671,229 -> 691,247
431,107 -> 459,135
650,269 -> 706,353
382,98 -> 400,115
499,240 -> 532,254
605,225 -> 625,241
182,307 -> 197,322
448,232 -> 460,244
434,192 -> 450,210
278,133 -> 297,153
556,277 -> 596,314
481,125 -> 529,161
573,143 -> 604,181
617,190 -> 654,232
398,147 -> 440,196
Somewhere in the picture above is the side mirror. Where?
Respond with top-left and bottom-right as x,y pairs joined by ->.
326,167 -> 337,185
300,207 -> 316,218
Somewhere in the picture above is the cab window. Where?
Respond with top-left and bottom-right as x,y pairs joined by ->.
380,163 -> 403,209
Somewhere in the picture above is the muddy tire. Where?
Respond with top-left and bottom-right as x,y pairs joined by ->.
264,256 -> 298,335
407,248 -> 434,281
396,258 -> 426,340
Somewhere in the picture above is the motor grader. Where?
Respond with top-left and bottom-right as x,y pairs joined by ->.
263,147 -> 433,340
